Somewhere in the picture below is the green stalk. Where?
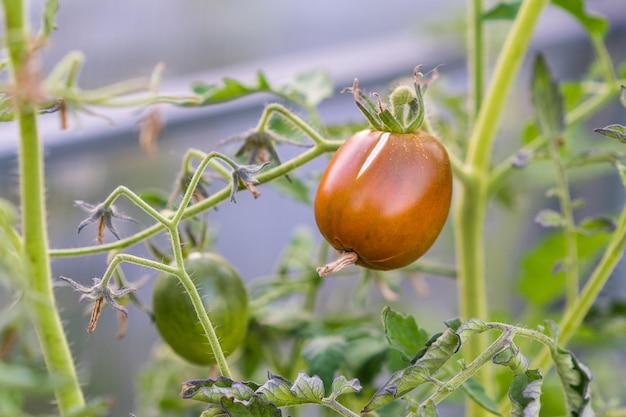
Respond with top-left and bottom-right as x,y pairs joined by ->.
2,0 -> 85,414
455,1 -> 549,414
467,0 -> 484,124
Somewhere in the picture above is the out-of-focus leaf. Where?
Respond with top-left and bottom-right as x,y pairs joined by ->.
382,306 -> 429,362
138,188 -> 170,210
517,232 -> 610,306
521,121 -> 540,145
552,0 -> 609,37
281,69 -> 333,108
620,85 -> 626,108
461,379 -> 502,416
594,124 -> 626,143
302,336 -> 347,392
508,369 -> 543,417
578,216 -> 617,235
192,71 -> 272,105
561,82 -> 585,112
535,209 -> 565,228
614,161 -> 626,188
40,0 -> 59,37
270,175 -> 312,205
531,54 -> 565,140
418,400 -> 438,417
482,1 -> 521,20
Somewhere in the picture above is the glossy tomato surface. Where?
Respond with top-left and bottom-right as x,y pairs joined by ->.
152,252 -> 249,365
314,129 -> 452,270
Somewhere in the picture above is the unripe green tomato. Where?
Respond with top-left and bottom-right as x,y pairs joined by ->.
152,252 -> 249,365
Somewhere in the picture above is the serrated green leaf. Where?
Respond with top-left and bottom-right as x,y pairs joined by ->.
220,395 -> 281,417
382,307 -> 429,362
192,71 -> 272,105
517,232 -> 610,305
461,379 -> 503,416
256,373 -> 324,408
362,327 -> 461,411
482,1 -> 521,20
594,124 -> 626,143
180,377 -> 258,403
535,209 -> 566,228
330,376 -> 362,399
291,372 -> 325,403
531,54 -> 565,140
302,336 -> 346,391
552,0 -> 608,37
551,347 -> 595,417
509,369 -> 543,417
256,374 -> 309,407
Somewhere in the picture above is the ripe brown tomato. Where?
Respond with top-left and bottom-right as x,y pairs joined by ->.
314,129 -> 452,271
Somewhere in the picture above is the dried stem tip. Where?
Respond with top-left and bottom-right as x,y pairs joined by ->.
317,251 -> 359,277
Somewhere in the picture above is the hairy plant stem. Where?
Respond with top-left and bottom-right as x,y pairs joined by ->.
456,0 -> 549,415
2,0 -> 85,414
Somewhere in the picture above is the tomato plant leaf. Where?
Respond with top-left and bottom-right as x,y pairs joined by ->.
535,209 -> 566,228
594,124 -> 626,143
508,369 -> 543,417
329,376 -> 362,399
531,54 -> 565,141
552,0 -> 608,37
290,372 -> 325,403
221,395 -> 282,417
620,85 -> 626,108
381,306 -> 429,362
302,336 -> 347,391
578,215 -> 617,235
362,325 -> 463,412
280,69 -> 333,108
270,175 -> 312,205
482,1 -> 521,20
550,347 -> 595,416
180,377 -> 259,403
192,72 -> 272,105
517,232 -> 610,306
493,344 -> 529,376
461,378 -> 503,416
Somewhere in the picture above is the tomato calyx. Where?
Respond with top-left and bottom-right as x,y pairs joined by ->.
344,65 -> 438,134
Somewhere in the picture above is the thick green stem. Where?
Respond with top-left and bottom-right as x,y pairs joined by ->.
456,1 -> 549,414
465,0 -> 550,170
467,0 -> 484,124
2,0 -> 85,414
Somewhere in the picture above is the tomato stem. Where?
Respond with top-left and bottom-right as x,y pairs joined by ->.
317,251 -> 358,277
